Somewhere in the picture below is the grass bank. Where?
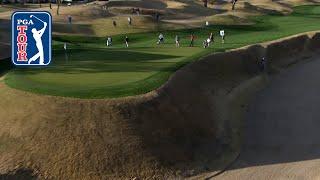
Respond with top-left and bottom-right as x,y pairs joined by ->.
5,5 -> 320,98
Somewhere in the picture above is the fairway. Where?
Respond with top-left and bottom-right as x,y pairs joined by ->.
5,5 -> 320,98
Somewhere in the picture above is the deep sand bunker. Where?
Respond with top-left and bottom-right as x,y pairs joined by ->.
0,32 -> 320,179
212,40 -> 320,180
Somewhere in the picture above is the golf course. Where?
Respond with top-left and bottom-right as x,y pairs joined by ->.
4,5 -> 320,98
1,0 -> 320,179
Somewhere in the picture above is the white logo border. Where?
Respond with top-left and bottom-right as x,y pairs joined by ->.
11,11 -> 52,66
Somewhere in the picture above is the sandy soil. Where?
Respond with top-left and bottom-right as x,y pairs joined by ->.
0,0 -> 318,30
207,54 -> 320,180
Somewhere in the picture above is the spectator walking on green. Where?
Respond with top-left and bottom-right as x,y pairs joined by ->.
203,39 -> 208,48
189,33 -> 195,47
175,35 -> 180,47
125,36 -> 129,47
157,33 -> 164,44
209,32 -> 214,43
106,36 -> 112,47
220,30 -> 225,43
207,32 -> 214,46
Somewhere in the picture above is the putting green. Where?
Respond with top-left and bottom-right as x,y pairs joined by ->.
5,5 -> 320,98
16,49 -> 186,87
6,47 -> 205,98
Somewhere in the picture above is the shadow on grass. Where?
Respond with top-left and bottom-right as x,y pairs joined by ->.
12,49 -> 182,74
53,23 -> 95,35
0,58 -> 13,76
0,168 -> 37,180
292,5 -> 320,17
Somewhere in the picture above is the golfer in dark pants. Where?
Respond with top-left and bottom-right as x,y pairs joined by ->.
125,36 -> 129,47
190,34 -> 195,47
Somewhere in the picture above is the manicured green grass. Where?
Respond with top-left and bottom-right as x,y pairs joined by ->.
5,5 -> 320,99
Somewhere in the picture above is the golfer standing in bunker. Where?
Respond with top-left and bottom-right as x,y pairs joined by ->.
28,15 -> 47,65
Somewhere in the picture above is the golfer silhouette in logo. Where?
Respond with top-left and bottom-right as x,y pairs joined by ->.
28,15 -> 47,65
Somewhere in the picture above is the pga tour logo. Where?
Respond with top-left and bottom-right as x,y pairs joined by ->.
12,11 -> 52,66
